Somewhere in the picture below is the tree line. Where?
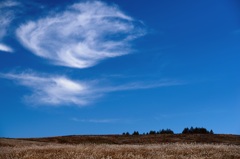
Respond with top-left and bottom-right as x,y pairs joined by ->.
122,127 -> 214,136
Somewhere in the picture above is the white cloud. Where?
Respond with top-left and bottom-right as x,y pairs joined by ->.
1,71 -> 184,106
0,43 -> 13,52
0,0 -> 20,52
16,1 -> 145,68
1,72 -> 98,106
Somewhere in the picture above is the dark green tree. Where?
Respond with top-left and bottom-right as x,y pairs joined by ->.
182,127 -> 213,134
210,130 -> 214,134
132,131 -> 139,135
160,129 -> 174,134
149,130 -> 156,135
182,128 -> 190,134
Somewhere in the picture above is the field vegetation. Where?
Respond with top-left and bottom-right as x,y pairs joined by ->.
1,134 -> 240,159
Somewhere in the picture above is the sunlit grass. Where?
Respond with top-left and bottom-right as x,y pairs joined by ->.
1,142 -> 240,159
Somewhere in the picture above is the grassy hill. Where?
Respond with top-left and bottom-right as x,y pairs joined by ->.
1,134 -> 240,159
2,134 -> 240,145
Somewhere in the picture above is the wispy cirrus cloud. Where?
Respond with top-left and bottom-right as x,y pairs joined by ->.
0,0 -> 20,53
1,71 -> 184,106
71,117 -> 142,124
16,1 -> 145,68
0,72 -> 98,106
71,117 -> 118,123
101,80 -> 183,92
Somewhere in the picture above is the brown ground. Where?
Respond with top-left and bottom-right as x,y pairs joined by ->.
12,134 -> 240,145
1,134 -> 240,159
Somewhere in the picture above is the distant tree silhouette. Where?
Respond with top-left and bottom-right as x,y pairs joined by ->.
182,128 -> 190,134
182,127 -> 213,134
159,129 -> 174,134
149,130 -> 157,135
132,131 -> 139,135
210,130 -> 214,134
122,127 -> 214,136
122,132 -> 130,135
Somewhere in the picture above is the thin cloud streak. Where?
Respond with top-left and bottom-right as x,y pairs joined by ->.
17,1 -> 145,69
1,72 -> 98,106
71,117 -> 118,123
71,117 -> 142,124
101,80 -> 183,92
1,71 -> 184,107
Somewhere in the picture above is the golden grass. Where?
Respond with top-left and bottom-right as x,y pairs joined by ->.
1,139 -> 240,159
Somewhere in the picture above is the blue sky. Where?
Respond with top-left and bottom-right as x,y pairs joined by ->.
0,0 -> 239,138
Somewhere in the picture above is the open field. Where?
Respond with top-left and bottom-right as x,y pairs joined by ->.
15,134 -> 240,145
1,134 -> 240,159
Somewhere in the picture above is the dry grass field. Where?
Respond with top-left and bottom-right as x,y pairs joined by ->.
1,134 -> 240,159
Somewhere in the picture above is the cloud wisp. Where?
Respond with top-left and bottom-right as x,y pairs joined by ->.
0,44 -> 13,53
71,117 -> 118,123
16,1 -> 145,68
1,71 -> 183,107
101,80 -> 183,92
0,0 -> 20,53
1,72 -> 98,106
0,0 -> 19,8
